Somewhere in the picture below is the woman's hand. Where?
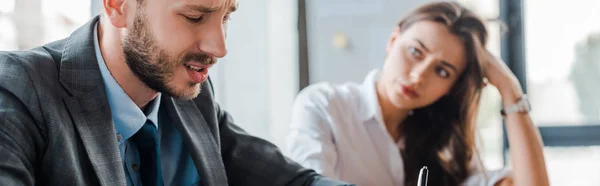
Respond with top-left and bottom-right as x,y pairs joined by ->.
483,53 -> 524,104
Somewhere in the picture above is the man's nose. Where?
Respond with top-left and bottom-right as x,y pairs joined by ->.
198,24 -> 228,58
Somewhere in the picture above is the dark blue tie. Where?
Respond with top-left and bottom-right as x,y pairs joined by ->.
131,121 -> 163,186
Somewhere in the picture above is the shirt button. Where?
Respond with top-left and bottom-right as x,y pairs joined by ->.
116,134 -> 123,142
132,164 -> 140,172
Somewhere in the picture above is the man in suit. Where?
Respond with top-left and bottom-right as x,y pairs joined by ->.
0,0 -> 351,185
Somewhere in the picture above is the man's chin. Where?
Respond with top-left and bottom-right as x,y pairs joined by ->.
168,83 -> 202,100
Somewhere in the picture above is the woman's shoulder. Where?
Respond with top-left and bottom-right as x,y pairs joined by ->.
295,81 -> 364,108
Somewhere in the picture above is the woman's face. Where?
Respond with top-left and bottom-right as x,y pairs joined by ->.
380,21 -> 468,110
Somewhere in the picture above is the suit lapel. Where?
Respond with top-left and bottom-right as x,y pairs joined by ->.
59,16 -> 126,185
65,88 -> 126,186
162,97 -> 228,186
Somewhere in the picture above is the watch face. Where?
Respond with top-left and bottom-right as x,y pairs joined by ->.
501,96 -> 531,116
520,97 -> 531,112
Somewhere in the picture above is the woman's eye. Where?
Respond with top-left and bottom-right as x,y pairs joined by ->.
436,67 -> 450,78
409,47 -> 423,58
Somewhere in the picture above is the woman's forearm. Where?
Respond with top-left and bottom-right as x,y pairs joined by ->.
502,91 -> 550,186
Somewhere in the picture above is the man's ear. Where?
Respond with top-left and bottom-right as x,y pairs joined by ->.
386,26 -> 401,53
102,0 -> 129,28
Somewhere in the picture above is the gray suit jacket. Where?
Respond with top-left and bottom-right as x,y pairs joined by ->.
0,16 -> 351,186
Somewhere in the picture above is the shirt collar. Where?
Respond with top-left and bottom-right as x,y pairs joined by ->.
360,69 -> 384,123
93,22 -> 161,145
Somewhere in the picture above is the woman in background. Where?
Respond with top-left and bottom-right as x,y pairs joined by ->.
287,2 -> 549,186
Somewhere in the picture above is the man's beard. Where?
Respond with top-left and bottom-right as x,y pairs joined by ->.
122,9 -> 216,100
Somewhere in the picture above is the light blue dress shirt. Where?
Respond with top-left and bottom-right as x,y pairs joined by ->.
93,22 -> 200,186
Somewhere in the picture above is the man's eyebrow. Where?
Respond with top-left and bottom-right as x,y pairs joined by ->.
182,5 -> 221,13
182,2 -> 238,13
230,2 -> 238,12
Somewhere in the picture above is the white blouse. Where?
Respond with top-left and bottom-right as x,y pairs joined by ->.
286,69 -> 510,186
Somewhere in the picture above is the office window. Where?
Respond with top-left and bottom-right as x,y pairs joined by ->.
0,0 -> 90,50
41,0 -> 91,44
498,0 -> 600,185
463,0 -> 600,184
525,0 -> 600,125
521,0 -> 600,185
542,147 -> 600,185
0,0 -> 17,50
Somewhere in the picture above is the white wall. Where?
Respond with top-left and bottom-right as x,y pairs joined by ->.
266,0 -> 299,150
14,0 -> 43,49
211,0 -> 298,149
305,0 -> 433,84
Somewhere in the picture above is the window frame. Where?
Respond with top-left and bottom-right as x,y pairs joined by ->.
499,0 -> 600,164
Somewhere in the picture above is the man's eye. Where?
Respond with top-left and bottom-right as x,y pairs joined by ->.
185,16 -> 204,23
223,14 -> 231,22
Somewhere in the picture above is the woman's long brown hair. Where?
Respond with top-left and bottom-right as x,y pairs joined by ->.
397,2 -> 488,186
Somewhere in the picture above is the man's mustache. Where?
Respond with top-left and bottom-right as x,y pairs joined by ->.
182,53 -> 217,65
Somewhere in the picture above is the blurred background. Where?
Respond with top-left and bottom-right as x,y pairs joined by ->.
1,0 -> 599,185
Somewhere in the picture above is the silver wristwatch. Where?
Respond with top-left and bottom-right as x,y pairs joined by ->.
500,95 -> 531,116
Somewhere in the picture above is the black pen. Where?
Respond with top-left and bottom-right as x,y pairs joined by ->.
417,166 -> 428,186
